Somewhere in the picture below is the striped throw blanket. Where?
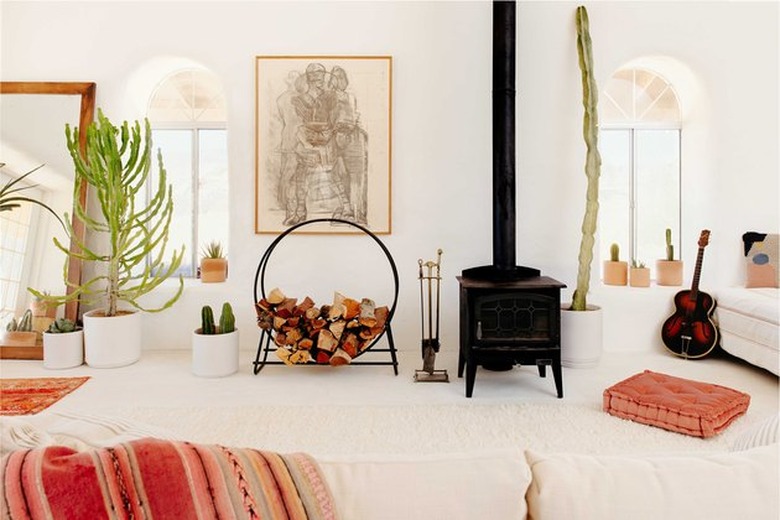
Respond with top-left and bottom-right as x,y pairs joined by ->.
1,438 -> 338,519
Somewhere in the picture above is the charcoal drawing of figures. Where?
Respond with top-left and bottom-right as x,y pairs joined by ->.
275,62 -> 369,227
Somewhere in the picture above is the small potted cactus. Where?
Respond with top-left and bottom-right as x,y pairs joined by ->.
629,259 -> 651,287
603,243 -> 628,286
2,309 -> 37,347
42,318 -> 83,369
192,302 -> 239,377
200,241 -> 228,283
656,228 -> 684,286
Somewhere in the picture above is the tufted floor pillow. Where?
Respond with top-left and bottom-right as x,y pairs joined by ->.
603,370 -> 750,438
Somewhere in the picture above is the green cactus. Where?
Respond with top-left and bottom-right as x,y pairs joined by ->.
610,243 -> 620,262
665,228 -> 674,261
219,302 -> 236,334
47,318 -> 79,333
6,310 -> 33,332
201,305 -> 216,335
631,259 -> 646,269
571,5 -> 602,312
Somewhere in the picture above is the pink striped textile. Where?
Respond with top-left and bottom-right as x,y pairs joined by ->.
0,437 -> 338,520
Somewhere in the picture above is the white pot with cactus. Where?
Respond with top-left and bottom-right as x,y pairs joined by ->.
30,109 -> 184,368
192,302 -> 239,377
43,318 -> 83,369
561,5 -> 604,369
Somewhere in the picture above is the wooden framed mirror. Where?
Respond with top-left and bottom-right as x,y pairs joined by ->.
0,81 -> 95,358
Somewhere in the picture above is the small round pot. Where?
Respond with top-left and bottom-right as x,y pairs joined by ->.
192,329 -> 239,377
629,267 -> 651,287
201,258 -> 228,283
656,260 -> 684,286
43,330 -> 84,369
83,310 -> 141,368
603,261 -> 628,286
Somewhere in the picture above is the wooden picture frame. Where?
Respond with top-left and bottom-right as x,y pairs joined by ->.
255,56 -> 392,234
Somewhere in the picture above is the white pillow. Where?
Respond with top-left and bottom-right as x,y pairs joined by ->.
731,414 -> 779,451
526,444 -> 779,520
317,450 -> 531,520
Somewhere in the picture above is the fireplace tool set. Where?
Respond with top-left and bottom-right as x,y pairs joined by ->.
415,249 -> 449,383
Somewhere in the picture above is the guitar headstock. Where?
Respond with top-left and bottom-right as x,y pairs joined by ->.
698,229 -> 711,248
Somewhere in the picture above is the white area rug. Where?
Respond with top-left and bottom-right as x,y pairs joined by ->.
106,402 -> 743,457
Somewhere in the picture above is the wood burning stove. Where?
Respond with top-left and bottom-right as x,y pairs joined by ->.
458,1 -> 565,398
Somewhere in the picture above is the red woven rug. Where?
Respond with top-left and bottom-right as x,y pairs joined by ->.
0,377 -> 90,416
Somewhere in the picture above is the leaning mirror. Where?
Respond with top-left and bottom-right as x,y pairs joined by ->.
0,81 -> 95,359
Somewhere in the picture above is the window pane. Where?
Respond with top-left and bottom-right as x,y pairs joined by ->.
599,130 -> 630,273
152,129 -> 194,276
635,130 -> 680,264
197,129 -> 229,257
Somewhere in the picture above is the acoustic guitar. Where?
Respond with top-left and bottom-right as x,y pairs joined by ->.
661,230 -> 719,359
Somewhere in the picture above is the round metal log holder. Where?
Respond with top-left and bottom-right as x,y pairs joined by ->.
252,218 -> 399,375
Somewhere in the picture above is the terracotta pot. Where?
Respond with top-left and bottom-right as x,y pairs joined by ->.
656,260 -> 684,286
30,300 -> 57,319
201,258 -> 228,283
192,329 -> 239,377
603,261 -> 628,286
629,267 -> 651,287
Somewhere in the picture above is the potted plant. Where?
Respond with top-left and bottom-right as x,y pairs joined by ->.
561,5 -> 604,369
200,241 -> 228,283
603,243 -> 628,286
42,318 -> 83,369
192,302 -> 239,377
0,163 -> 65,229
656,228 -> 684,286
629,259 -> 651,287
1,310 -> 37,347
30,109 -> 184,368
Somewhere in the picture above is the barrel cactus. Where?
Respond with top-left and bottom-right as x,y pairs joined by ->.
219,303 -> 236,334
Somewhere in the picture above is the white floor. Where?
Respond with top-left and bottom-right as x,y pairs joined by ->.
1,347 -> 778,456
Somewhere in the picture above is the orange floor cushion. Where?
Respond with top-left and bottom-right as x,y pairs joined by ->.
603,370 -> 751,438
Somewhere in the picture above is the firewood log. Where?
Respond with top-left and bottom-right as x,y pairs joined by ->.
328,292 -> 346,321
329,348 -> 352,366
267,287 -> 286,305
342,333 -> 359,358
296,296 -> 315,315
273,316 -> 287,330
298,338 -> 314,350
276,347 -> 294,365
317,329 -> 338,352
329,320 -> 346,340
359,298 -> 377,327
343,298 -> 360,320
305,307 -> 320,320
290,350 -> 311,364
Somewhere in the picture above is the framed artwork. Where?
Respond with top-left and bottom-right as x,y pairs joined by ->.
255,55 -> 392,234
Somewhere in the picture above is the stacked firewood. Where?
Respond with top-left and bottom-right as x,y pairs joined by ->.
255,288 -> 389,366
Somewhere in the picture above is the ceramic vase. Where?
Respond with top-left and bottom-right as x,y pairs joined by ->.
603,261 -> 628,286
560,304 -> 603,368
192,329 -> 239,377
43,330 -> 84,369
201,258 -> 228,283
83,310 -> 141,368
629,267 -> 651,287
656,260 -> 684,286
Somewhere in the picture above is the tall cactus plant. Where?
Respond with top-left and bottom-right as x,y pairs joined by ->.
29,109 -> 184,316
570,5 -> 602,312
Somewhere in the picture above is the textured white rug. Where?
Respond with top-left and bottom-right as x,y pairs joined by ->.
103,402 -> 745,457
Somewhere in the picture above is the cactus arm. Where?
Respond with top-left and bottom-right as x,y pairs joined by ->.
219,303 -> 236,334
201,305 -> 216,335
571,5 -> 602,312
610,243 -> 619,262
665,228 -> 674,260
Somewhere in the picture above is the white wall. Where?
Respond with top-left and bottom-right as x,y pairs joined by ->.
2,1 -> 777,354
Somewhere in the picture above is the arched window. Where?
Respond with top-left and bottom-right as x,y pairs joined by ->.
147,69 -> 228,278
599,67 -> 682,273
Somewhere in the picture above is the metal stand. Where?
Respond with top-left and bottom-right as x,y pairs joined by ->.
252,218 -> 399,375
414,249 -> 449,383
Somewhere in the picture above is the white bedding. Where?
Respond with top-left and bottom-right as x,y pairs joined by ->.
714,287 -> 779,376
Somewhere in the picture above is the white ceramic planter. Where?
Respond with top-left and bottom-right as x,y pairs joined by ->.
43,330 -> 84,369
560,304 -> 603,368
192,329 -> 239,377
83,310 -> 142,368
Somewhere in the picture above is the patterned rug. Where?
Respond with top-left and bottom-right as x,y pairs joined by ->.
0,377 -> 90,416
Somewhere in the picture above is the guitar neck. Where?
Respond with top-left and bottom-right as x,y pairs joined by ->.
690,246 -> 705,300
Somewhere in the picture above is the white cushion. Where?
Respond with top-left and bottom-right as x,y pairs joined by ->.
525,444 -> 779,520
317,450 -> 530,520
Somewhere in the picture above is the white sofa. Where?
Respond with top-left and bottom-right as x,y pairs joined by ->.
2,414 -> 778,520
714,287 -> 779,376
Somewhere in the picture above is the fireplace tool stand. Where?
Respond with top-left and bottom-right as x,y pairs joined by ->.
415,249 -> 449,383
